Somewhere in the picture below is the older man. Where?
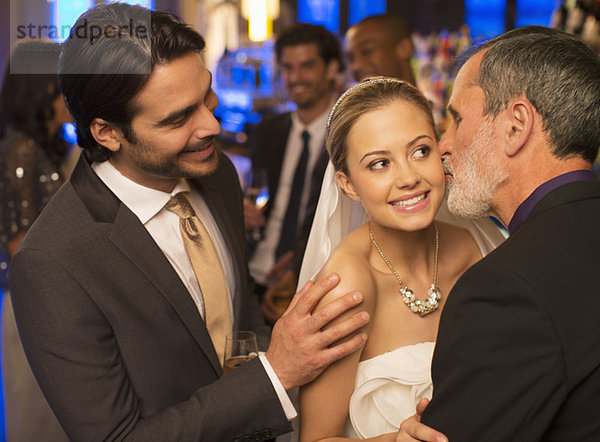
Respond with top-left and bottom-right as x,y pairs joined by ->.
400,25 -> 600,441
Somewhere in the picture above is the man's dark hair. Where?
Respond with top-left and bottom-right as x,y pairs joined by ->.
275,23 -> 343,72
59,3 -> 206,162
355,13 -> 412,43
473,25 -> 600,163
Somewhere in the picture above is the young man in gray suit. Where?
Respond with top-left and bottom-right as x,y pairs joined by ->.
8,3 -> 369,440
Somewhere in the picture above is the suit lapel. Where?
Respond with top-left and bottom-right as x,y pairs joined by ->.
70,155 -> 222,375
109,207 -> 222,373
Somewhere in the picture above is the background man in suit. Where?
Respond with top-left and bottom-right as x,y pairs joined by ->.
8,4 -> 369,440
344,13 -> 415,84
246,24 -> 343,323
398,26 -> 600,441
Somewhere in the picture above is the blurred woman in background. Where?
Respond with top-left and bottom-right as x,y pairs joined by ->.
1,39 -> 72,442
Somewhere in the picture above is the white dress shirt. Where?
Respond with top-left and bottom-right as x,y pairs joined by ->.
249,103 -> 332,284
91,160 -> 296,420
92,160 -> 235,319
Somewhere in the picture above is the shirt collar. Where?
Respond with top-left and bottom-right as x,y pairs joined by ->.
91,160 -> 189,224
508,169 -> 597,234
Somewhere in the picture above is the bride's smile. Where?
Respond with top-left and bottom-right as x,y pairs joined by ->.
389,190 -> 430,211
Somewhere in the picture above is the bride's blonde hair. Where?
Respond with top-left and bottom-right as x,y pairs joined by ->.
326,77 -> 436,175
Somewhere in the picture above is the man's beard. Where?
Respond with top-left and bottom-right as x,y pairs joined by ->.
445,121 -> 507,218
291,85 -> 318,109
128,132 -> 219,180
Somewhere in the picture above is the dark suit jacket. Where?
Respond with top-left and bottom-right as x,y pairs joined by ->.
9,152 -> 291,441
251,113 -> 329,268
251,112 -> 293,220
422,179 -> 600,440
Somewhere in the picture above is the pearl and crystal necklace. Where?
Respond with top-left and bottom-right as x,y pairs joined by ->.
369,223 -> 442,316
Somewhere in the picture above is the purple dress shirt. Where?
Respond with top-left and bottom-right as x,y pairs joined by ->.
508,170 -> 598,234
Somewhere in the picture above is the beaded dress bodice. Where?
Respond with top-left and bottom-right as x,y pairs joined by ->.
0,130 -> 65,287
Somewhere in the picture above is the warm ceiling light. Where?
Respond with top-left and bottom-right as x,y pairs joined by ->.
241,0 -> 279,42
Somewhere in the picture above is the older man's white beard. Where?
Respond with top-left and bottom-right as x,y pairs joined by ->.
446,121 -> 507,219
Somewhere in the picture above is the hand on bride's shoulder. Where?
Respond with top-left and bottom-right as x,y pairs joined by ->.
313,223 -> 377,322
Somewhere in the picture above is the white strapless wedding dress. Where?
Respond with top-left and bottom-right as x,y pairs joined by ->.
344,342 -> 435,438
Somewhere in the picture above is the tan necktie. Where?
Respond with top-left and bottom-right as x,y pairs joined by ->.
165,192 -> 232,366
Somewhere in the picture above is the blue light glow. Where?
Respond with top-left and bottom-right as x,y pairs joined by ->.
119,0 -> 155,9
51,0 -> 155,43
51,0 -> 94,42
515,0 -> 557,28
297,0 -> 340,34
465,0 -> 507,41
60,123 -> 78,145
348,0 -> 386,26
255,191 -> 269,209
219,110 -> 248,133
217,89 -> 253,111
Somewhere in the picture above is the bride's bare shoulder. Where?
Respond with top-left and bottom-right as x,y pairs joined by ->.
316,223 -> 377,306
326,223 -> 372,270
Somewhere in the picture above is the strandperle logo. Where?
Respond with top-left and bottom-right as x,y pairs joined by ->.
15,18 -> 149,45
9,1 -> 152,74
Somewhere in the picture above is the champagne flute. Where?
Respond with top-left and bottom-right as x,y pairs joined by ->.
223,331 -> 259,374
244,167 -> 269,242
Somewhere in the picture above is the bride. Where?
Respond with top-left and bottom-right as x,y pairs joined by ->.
297,77 -> 504,440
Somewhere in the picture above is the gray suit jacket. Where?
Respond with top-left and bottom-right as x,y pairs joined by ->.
9,152 -> 291,441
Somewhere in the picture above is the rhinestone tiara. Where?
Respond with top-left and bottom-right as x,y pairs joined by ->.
326,77 -> 407,129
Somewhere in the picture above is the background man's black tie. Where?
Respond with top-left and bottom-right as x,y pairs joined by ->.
276,130 -> 310,260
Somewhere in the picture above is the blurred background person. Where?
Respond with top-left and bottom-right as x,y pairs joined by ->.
0,40 -> 72,442
245,23 -> 343,324
344,13 -> 416,85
